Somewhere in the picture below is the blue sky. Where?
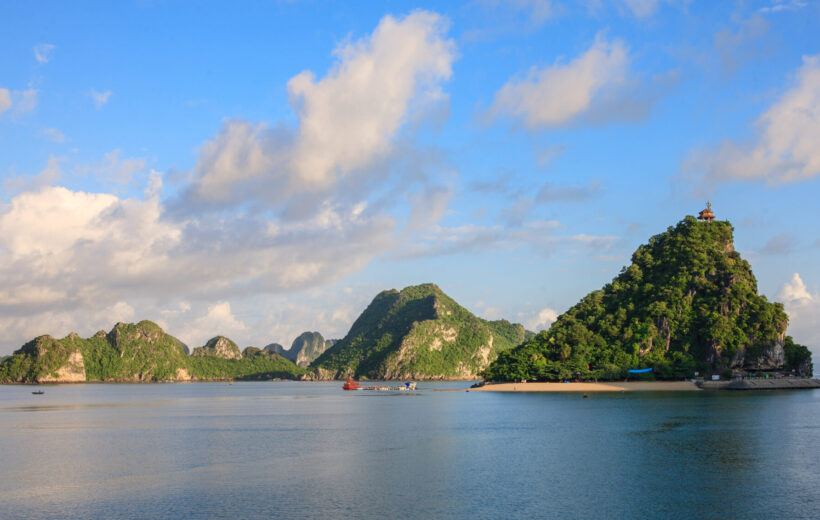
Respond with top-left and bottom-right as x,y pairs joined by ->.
1,0 -> 819,357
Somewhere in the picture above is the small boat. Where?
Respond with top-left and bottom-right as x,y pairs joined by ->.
342,377 -> 360,390
32,390 -> 45,395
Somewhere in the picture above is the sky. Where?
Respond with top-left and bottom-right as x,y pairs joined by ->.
1,0 -> 819,357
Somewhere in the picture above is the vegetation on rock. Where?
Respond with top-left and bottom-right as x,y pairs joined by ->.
310,283 -> 527,380
484,217 -> 813,382
0,321 -> 305,383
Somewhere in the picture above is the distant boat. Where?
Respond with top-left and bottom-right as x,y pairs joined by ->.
342,377 -> 360,390
32,390 -> 44,395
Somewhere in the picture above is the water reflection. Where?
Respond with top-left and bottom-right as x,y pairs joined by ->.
1,384 -> 819,519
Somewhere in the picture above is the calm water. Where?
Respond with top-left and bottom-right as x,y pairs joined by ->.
1,382 -> 819,519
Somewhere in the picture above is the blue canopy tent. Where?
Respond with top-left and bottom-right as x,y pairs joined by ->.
626,367 -> 653,380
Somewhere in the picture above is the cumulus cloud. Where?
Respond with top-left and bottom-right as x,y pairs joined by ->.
487,35 -> 633,128
778,273 -> 820,356
525,307 -> 559,331
179,302 -> 247,346
186,10 -> 456,209
0,12 -> 460,354
0,168 -> 397,354
287,11 -> 455,188
91,89 -> 112,109
34,43 -> 56,64
779,273 -> 814,303
683,55 -> 820,185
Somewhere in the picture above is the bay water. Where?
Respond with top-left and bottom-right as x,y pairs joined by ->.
1,382 -> 819,519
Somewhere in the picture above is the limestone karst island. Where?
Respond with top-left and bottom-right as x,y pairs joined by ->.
1,209 -> 815,390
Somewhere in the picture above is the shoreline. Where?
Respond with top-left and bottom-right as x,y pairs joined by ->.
470,381 -> 702,392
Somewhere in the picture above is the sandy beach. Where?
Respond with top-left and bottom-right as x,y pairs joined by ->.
470,381 -> 701,392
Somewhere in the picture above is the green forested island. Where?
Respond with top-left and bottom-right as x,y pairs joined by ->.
308,283 -> 529,380
484,216 -> 813,382
0,215 -> 813,384
0,321 -> 305,383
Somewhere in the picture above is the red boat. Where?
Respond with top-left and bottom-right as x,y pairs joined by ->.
342,377 -> 360,390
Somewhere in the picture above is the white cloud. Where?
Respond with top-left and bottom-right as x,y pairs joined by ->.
34,43 -> 56,64
187,10 -> 455,206
0,88 -> 10,113
187,119 -> 283,202
778,273 -> 820,360
91,89 -> 112,109
683,55 -> 820,185
179,302 -> 247,347
525,307 -> 559,331
288,10 -> 454,188
487,34 -> 631,128
779,273 -> 814,303
0,12 -> 460,354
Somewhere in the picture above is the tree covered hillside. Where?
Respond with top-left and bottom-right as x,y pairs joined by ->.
311,283 -> 527,380
0,321 -> 305,383
484,217 -> 812,382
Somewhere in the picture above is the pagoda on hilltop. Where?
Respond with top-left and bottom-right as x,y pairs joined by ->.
698,201 -> 715,222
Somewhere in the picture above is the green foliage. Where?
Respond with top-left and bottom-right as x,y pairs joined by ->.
784,336 -> 812,374
484,217 -> 807,381
0,321 -> 305,383
311,283 -> 526,379
187,349 -> 305,380
0,335 -> 77,382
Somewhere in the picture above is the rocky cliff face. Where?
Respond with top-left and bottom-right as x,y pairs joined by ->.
3,335 -> 89,383
290,332 -> 331,368
192,336 -> 242,360
263,343 -> 287,357
309,283 -> 527,380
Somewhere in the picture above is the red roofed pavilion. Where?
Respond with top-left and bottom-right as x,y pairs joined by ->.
698,201 -> 715,222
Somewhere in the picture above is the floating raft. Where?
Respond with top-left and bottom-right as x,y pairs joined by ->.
699,378 -> 820,390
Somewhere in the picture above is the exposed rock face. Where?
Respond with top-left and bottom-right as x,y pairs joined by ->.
192,336 -> 242,360
37,349 -> 86,383
290,332 -> 331,368
263,343 -> 287,357
310,283 -> 527,380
